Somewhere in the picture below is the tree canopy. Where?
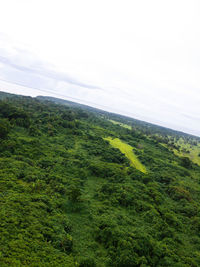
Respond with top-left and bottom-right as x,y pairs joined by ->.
0,91 -> 200,266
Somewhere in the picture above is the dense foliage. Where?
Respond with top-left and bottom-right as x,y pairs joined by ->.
0,91 -> 200,266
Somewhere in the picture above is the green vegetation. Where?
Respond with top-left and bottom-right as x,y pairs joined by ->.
104,137 -> 147,173
0,91 -> 200,266
108,119 -> 132,130
172,137 -> 200,166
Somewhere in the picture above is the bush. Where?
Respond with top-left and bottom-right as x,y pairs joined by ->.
0,119 -> 10,139
79,257 -> 96,267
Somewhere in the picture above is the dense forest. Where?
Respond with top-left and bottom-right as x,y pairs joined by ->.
0,91 -> 200,266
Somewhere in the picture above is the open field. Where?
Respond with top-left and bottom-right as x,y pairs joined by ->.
104,137 -> 147,173
108,119 -> 132,130
173,138 -> 200,166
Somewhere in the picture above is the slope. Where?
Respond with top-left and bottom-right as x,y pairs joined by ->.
104,137 -> 147,173
0,91 -> 200,266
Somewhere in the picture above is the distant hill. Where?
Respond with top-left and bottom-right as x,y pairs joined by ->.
37,95 -> 200,139
37,94 -> 200,165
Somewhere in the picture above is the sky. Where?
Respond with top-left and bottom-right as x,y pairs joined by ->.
0,0 -> 200,136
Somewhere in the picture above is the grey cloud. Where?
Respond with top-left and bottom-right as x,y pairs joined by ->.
0,54 -> 103,91
0,36 -> 200,137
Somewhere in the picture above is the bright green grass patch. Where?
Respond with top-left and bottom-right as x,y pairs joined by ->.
109,119 -> 132,130
173,139 -> 200,166
105,137 -> 147,173
158,136 -> 200,166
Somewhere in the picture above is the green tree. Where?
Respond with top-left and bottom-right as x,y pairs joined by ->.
0,119 -> 10,139
68,185 -> 82,202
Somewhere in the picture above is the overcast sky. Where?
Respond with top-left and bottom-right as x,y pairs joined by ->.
0,0 -> 200,136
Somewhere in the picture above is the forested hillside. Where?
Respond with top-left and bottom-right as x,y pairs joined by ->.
0,91 -> 200,266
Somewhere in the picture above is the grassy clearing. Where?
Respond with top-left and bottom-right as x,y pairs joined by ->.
158,136 -> 200,166
108,119 -> 132,130
105,137 -> 147,173
173,138 -> 200,166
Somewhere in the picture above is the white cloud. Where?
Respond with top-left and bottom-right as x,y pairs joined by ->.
0,0 -> 200,136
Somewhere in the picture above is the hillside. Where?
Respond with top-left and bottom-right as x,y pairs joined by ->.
0,91 -> 200,266
38,95 -> 200,166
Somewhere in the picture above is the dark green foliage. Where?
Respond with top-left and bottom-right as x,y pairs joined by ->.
0,91 -> 200,266
67,184 -> 82,202
181,156 -> 192,169
0,118 -> 10,139
79,258 -> 96,267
